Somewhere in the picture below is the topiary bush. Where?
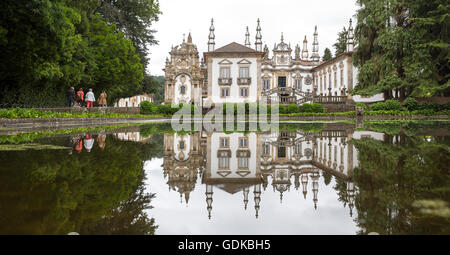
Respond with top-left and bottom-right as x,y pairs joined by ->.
384,99 -> 403,111
369,102 -> 385,111
279,105 -> 288,114
140,101 -> 156,114
311,103 -> 325,113
302,103 -> 313,112
302,103 -> 324,113
403,97 -> 419,111
355,102 -> 368,110
287,104 -> 300,114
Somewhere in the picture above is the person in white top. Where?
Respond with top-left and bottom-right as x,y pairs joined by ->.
85,88 -> 95,108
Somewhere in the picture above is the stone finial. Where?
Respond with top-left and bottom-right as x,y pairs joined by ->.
245,26 -> 251,47
346,18 -> 354,52
255,18 -> 263,51
187,32 -> 192,44
208,18 -> 215,51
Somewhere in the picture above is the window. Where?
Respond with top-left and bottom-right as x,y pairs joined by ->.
294,143 -> 302,155
263,143 -> 270,155
295,79 -> 301,90
218,150 -> 230,169
238,157 -> 249,169
180,85 -> 186,94
239,137 -> 248,147
278,76 -> 286,88
179,141 -> 185,150
221,87 -> 230,97
278,146 -> 286,158
240,87 -> 248,97
340,69 -> 344,88
239,67 -> 249,78
220,137 -> 229,148
263,79 -> 270,90
219,157 -> 229,169
220,67 -> 230,78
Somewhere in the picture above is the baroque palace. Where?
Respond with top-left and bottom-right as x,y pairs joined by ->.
163,18 -> 384,107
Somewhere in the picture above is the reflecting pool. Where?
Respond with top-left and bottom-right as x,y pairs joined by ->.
0,121 -> 449,234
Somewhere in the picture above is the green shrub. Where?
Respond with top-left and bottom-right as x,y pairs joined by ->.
403,97 -> 419,111
355,102 -> 368,110
302,103 -> 313,112
445,101 -> 450,111
369,102 -> 385,111
429,103 -> 442,112
156,104 -> 170,115
302,103 -> 324,113
287,104 -> 300,113
140,101 -> 156,114
311,103 -> 325,113
279,105 -> 288,114
384,99 -> 403,111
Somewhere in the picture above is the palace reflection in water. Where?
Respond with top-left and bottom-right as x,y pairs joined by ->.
161,124 -> 385,220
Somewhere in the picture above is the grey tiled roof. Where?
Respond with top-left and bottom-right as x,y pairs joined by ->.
213,42 -> 257,53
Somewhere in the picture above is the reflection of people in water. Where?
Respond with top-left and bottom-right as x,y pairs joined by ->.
74,135 -> 83,153
97,133 -> 106,150
84,134 -> 94,152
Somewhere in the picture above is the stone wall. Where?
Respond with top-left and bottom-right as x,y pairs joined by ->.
322,103 -> 355,112
36,107 -> 141,114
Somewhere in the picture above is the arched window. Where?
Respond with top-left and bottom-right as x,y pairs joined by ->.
180,85 -> 186,94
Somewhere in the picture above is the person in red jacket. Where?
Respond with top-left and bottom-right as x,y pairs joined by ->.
76,88 -> 84,107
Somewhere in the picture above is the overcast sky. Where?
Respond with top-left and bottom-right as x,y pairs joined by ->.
147,0 -> 359,76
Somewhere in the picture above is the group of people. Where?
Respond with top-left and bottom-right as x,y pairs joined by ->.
67,133 -> 106,154
67,87 -> 107,108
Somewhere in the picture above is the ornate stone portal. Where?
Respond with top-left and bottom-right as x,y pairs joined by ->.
163,33 -> 205,106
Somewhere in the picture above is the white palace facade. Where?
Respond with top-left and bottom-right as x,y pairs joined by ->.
164,18 -> 384,107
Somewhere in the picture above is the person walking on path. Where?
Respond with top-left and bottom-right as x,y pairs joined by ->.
67,87 -> 75,107
76,88 -> 84,107
97,91 -> 107,107
85,88 -> 95,108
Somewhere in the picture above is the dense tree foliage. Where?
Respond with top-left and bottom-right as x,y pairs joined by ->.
351,134 -> 450,234
333,26 -> 348,57
0,135 -> 159,234
0,0 -> 160,107
352,0 -> 450,99
322,48 -> 333,61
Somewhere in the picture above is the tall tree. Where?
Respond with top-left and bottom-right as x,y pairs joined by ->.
0,0 -> 160,107
333,26 -> 348,57
352,0 -> 449,99
323,48 -> 333,61
94,0 -> 161,69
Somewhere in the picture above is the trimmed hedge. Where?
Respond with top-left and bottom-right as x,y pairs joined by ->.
301,103 -> 325,113
370,99 -> 403,111
287,104 -> 300,114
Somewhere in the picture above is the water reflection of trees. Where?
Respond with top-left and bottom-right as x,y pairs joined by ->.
0,135 -> 159,234
351,134 -> 450,234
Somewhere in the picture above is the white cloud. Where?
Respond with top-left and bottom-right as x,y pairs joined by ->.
147,0 -> 358,76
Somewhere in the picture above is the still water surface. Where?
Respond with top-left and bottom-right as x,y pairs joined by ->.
0,121 -> 449,234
